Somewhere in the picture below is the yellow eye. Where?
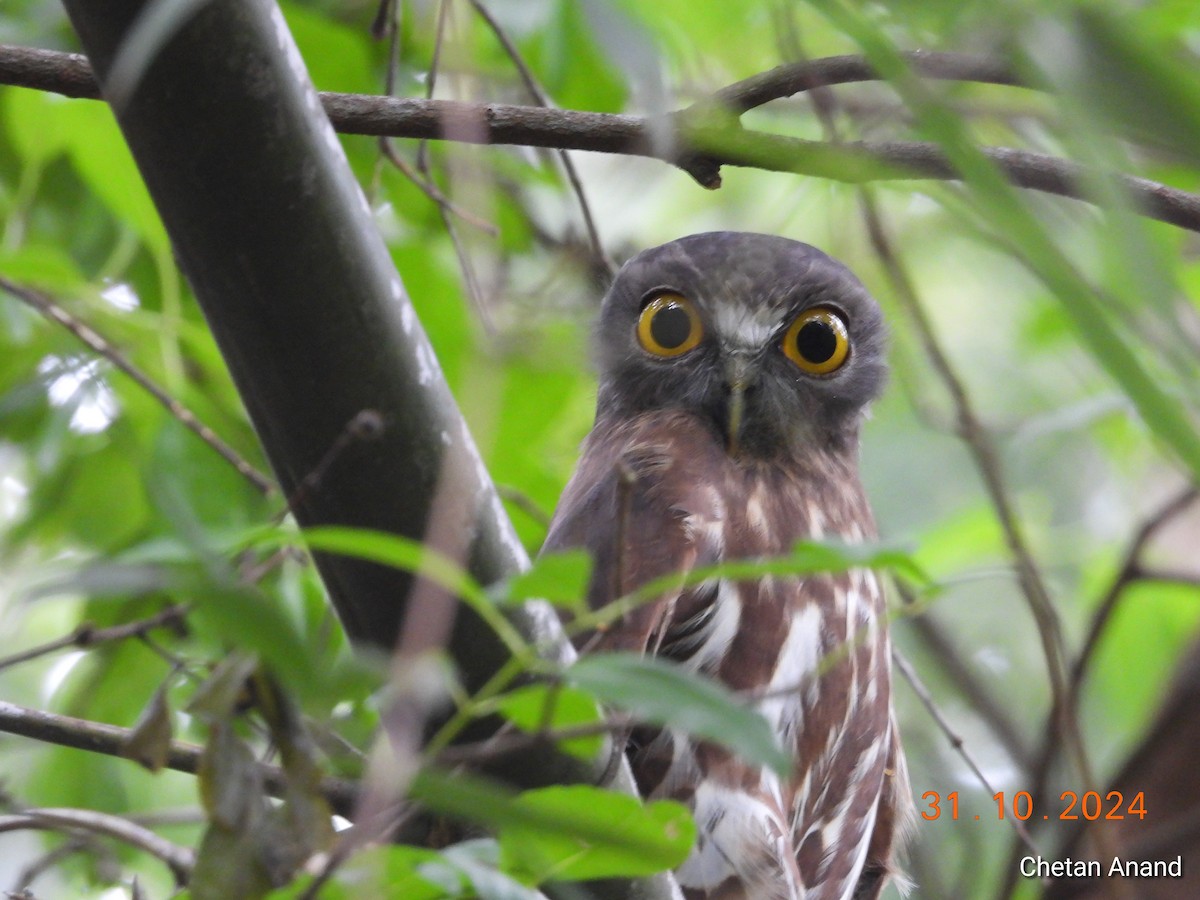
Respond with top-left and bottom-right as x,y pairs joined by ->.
782,307 -> 849,374
637,293 -> 703,357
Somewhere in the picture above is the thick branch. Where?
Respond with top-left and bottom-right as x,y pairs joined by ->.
51,6 -> 673,897
5,43 -> 1200,232
54,0 -> 535,674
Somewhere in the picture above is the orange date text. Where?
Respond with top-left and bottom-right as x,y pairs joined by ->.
920,790 -> 1147,822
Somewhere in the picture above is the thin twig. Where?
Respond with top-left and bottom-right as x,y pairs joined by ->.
379,139 -> 499,234
434,196 -> 494,332
1136,567 -> 1200,588
465,0 -> 614,277
0,604 -> 189,673
804,42 -> 1050,786
906,605 -> 1034,772
706,50 -> 1024,115
1066,486 -> 1200,709
373,0 -> 498,236
279,408 -> 385,520
412,1 -> 496,332
7,44 -> 1200,233
893,649 -> 1042,859
415,0 -> 451,175
125,807 -> 206,827
864,189 -> 1143,900
495,484 -> 552,530
370,0 -> 397,43
0,808 -> 194,883
433,716 -> 629,766
0,276 -> 275,495
851,171 -> 1129,898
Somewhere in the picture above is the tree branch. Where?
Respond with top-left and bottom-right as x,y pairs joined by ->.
893,649 -> 1042,859
0,808 -> 194,884
0,603 -> 189,673
0,699 -> 358,817
5,43 -> 1200,233
705,49 -> 1025,114
1066,486 -> 1200,711
905,605 -> 1034,772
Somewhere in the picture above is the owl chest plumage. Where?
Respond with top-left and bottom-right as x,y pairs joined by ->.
544,409 -> 903,900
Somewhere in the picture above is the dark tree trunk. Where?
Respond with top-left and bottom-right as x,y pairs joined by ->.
57,2 -> 677,897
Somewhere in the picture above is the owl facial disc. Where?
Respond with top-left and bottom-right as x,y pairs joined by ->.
595,231 -> 887,460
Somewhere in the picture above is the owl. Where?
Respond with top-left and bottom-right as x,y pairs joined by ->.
542,232 -> 908,900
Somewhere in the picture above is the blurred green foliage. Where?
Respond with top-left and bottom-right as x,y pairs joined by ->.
1,0 -> 1199,898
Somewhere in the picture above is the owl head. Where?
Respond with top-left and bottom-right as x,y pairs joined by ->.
594,232 -> 887,459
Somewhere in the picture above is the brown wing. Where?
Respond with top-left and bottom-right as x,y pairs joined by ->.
542,409 -> 724,656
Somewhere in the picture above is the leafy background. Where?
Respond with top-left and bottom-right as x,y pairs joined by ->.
1,0 -> 1199,898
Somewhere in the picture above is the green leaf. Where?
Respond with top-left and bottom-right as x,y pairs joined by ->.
0,244 -> 87,292
197,720 -> 262,828
3,87 -> 71,165
190,717 -> 287,897
266,845 -> 460,900
280,2 -> 375,94
296,526 -> 529,658
191,823 -> 274,900
151,420 -> 269,532
409,770 -> 693,878
24,561 -> 177,602
439,840 -> 547,900
1065,8 -> 1200,164
122,680 -> 174,772
298,525 -> 485,604
187,584 -> 321,701
500,786 -> 694,882
502,549 -> 592,611
28,439 -> 151,554
187,652 -> 258,722
578,539 -> 927,636
568,653 -> 791,776
61,100 -> 169,254
535,0 -> 629,114
495,683 -> 604,760
670,539 -> 926,598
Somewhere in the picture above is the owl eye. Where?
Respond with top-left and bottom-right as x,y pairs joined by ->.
637,293 -> 703,357
782,307 -> 850,374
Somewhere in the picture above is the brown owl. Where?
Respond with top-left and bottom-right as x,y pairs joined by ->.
542,232 -> 909,900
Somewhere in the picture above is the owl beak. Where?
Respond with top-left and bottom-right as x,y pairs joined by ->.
724,352 -> 756,456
